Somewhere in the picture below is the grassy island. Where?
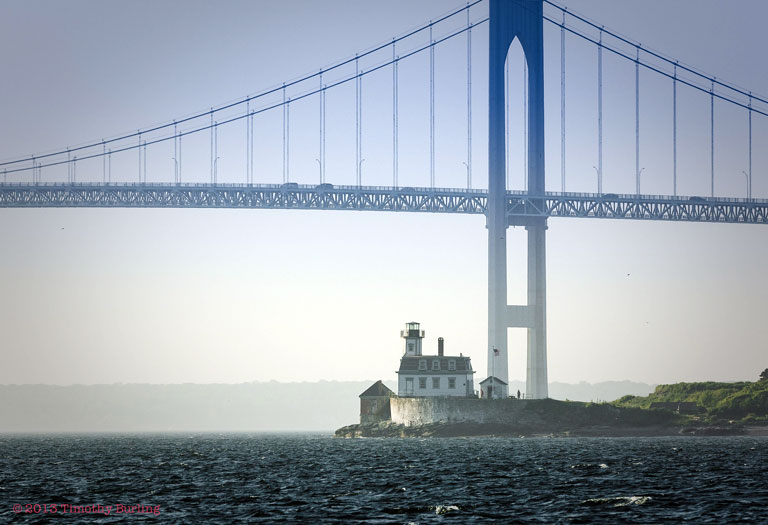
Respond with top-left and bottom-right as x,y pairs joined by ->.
335,370 -> 768,438
613,369 -> 768,425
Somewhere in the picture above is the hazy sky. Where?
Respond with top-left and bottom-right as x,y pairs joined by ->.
1,0 -> 767,386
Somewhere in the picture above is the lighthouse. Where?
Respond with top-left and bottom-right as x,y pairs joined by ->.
396,322 -> 475,397
400,321 -> 424,356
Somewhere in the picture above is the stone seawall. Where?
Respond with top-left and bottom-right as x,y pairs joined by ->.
390,397 -> 530,426
336,398 -> 701,438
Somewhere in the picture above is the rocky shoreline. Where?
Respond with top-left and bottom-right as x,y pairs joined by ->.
334,420 -> 752,439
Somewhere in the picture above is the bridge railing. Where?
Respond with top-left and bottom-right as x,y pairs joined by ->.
0,181 -> 489,194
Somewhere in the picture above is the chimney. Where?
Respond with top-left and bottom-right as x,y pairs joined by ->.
438,337 -> 444,356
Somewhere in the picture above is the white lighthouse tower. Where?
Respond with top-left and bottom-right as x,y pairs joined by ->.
401,322 -> 424,356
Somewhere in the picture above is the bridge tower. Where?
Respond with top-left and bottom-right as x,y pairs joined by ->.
487,0 -> 548,399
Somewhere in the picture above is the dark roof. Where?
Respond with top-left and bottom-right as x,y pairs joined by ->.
479,376 -> 508,385
359,380 -> 395,398
397,355 -> 473,374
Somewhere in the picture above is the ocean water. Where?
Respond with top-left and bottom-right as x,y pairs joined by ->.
0,434 -> 766,523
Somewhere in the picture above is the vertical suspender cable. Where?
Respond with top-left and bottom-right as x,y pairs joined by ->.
319,71 -> 325,184
286,99 -> 290,183
246,100 -> 250,184
361,69 -> 364,186
560,11 -> 566,193
248,105 -> 254,184
673,65 -> 677,196
282,85 -> 286,184
67,150 -> 71,183
214,122 -> 219,184
143,141 -> 147,183
635,46 -> 640,195
210,109 -> 214,183
138,132 -> 142,183
322,84 -> 326,183
355,55 -> 360,186
359,68 -> 363,186
174,123 -> 178,183
748,93 -> 752,199
466,5 -> 472,190
179,133 -> 182,183
710,80 -> 714,197
318,72 -> 322,184
597,30 -> 603,194
393,39 -> 399,188
102,141 -> 106,183
108,149 -> 111,183
430,22 -> 435,188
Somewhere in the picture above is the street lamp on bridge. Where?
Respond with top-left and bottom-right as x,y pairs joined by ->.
593,166 -> 601,194
742,171 -> 751,200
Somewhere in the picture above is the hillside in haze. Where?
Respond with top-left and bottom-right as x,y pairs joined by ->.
0,380 -> 655,432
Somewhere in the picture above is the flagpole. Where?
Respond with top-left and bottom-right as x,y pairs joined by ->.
492,347 -> 496,399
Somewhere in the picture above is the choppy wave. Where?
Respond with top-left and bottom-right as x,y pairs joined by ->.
583,495 -> 652,507
0,434 -> 765,523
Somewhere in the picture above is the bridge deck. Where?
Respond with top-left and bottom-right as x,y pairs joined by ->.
0,183 -> 766,224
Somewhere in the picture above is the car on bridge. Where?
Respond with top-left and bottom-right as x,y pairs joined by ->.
280,182 -> 299,189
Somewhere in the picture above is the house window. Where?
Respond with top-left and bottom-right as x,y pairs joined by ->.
419,377 -> 427,389
418,360 -> 427,370
448,378 -> 456,389
432,360 -> 440,371
408,343 -> 415,354
448,360 -> 456,371
432,377 -> 440,389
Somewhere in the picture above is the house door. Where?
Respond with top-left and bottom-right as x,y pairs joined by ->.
405,378 -> 414,395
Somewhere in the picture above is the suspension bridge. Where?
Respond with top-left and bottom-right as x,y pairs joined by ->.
1,0 -> 766,398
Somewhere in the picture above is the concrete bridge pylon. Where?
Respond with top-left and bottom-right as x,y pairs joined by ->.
487,0 -> 548,399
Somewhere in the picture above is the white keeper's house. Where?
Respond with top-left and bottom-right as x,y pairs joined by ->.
396,322 -> 475,397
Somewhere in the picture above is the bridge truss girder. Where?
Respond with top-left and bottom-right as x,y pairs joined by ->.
1,184 -> 765,225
